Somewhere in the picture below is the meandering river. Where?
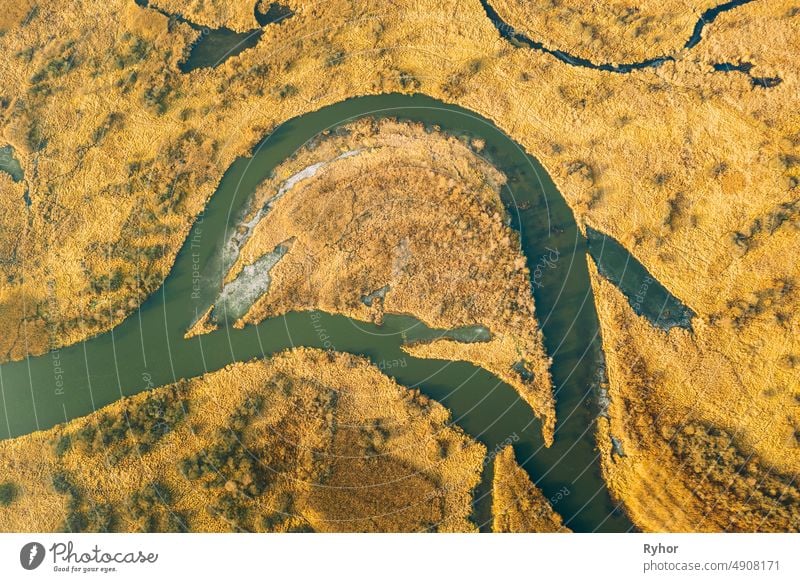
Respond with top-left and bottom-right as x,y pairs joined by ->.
480,0 -> 756,74
0,94 -> 694,531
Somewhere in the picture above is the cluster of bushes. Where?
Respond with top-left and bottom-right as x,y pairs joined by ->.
566,159 -> 595,184
218,63 -> 271,97
208,493 -> 248,529
441,73 -> 468,99
259,492 -> 295,531
277,84 -> 298,99
27,118 -> 47,151
91,112 -> 125,144
180,395 -> 265,488
397,71 -> 421,90
89,268 -> 125,293
70,385 -> 188,458
662,192 -> 688,231
52,471 -> 116,532
558,84 -> 589,110
164,129 -> 205,165
30,56 -> 76,84
325,50 -> 346,68
765,199 -> 800,233
51,470 -> 188,532
16,47 -> 35,63
180,395 -> 268,530
0,482 -> 18,506
441,59 -> 485,99
142,77 -> 175,115
180,433 -> 267,495
116,197 -> 174,260
115,71 -> 139,94
114,35 -> 152,70
140,244 -> 167,261
717,277 -> 795,330
671,422 -> 800,530
732,199 -> 800,254
780,153 -> 800,189
357,420 -> 391,457
127,482 -> 188,532
54,433 -> 72,457
212,491 -> 310,532
154,173 -> 190,214
153,130 -> 217,213
30,42 -> 78,85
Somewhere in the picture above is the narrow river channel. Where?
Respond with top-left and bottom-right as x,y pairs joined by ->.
0,94 -> 696,531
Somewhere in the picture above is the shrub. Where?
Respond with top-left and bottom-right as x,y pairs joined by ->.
62,510 -> 88,533
255,2 -> 294,27
398,71 -> 421,90
67,385 -> 188,457
325,50 -> 345,67
30,53 -> 77,84
181,394 -> 268,529
0,482 -> 18,506
52,471 -> 76,495
92,112 -> 125,143
143,81 -> 174,115
671,422 -> 800,530
27,119 -> 48,151
126,482 -> 179,532
115,37 -> 151,69
54,434 -> 72,456
85,503 -> 116,532
278,84 -> 298,99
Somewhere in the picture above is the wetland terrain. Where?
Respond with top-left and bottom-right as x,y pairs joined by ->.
0,0 -> 797,532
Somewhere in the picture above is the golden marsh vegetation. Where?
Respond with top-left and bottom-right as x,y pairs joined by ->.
492,446 -> 570,532
0,0 -> 797,530
0,348 -> 485,532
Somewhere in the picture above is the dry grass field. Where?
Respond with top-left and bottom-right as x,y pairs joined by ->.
0,348 -> 485,532
593,262 -> 800,532
492,445 -> 570,532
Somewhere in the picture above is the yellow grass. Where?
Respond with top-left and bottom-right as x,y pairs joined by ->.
0,348 -> 485,532
492,445 -> 570,532
0,0 -> 797,531
591,261 -> 800,531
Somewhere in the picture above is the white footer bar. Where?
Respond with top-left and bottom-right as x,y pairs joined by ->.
1,533 -> 796,581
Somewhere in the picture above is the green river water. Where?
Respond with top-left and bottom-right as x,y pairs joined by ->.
0,94 -> 693,532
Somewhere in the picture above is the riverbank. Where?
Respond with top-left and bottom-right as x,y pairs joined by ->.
0,348 -> 485,532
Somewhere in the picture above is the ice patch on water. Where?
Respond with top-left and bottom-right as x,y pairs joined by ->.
512,360 -> 534,381
213,240 -> 292,322
361,284 -> 390,306
610,435 -> 626,457
220,149 -> 361,274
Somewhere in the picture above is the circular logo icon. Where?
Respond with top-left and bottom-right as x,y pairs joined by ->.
20,542 -> 45,570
